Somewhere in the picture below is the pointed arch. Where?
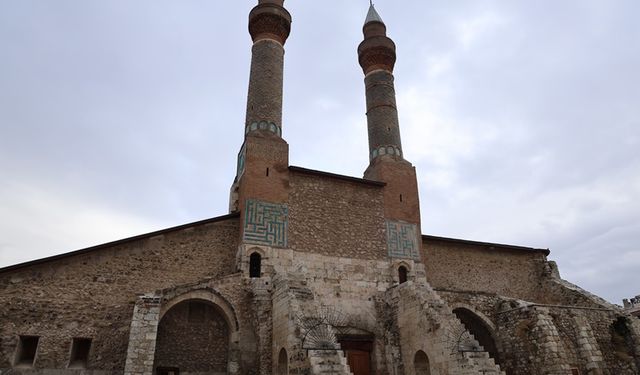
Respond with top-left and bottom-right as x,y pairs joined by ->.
452,307 -> 500,365
414,350 -> 431,375
277,348 -> 288,375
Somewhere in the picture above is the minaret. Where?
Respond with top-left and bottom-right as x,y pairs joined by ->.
359,5 -> 403,163
230,0 -> 291,214
359,5 -> 422,258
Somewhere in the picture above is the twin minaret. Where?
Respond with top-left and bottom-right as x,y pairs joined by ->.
233,1 -> 421,252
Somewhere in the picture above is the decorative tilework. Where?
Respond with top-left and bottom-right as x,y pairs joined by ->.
371,145 -> 402,160
237,143 -> 246,178
386,220 -> 419,259
243,199 -> 288,247
245,120 -> 282,137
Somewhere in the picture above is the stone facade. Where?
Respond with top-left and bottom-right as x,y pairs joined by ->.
1,2 -> 638,375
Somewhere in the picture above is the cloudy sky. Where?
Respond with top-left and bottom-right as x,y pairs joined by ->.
1,0 -> 638,304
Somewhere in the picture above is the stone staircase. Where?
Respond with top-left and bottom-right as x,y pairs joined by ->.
309,349 -> 353,375
393,281 -> 505,375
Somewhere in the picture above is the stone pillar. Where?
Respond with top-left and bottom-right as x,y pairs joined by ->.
123,294 -> 161,375
528,307 -> 568,375
251,278 -> 274,375
572,313 -> 605,374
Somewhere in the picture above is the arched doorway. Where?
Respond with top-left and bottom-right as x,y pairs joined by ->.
453,308 -> 500,365
154,300 -> 230,373
414,350 -> 431,375
277,348 -> 288,375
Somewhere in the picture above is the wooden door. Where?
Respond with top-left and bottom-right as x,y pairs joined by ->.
346,350 -> 371,375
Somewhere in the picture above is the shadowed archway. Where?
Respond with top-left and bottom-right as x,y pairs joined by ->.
453,307 -> 500,365
154,299 -> 230,373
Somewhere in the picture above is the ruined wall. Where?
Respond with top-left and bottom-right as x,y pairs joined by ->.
495,304 -> 638,375
288,170 -> 387,260
424,238 -> 547,302
0,216 -> 239,372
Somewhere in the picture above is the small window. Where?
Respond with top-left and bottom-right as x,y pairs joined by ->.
250,252 -> 262,278
398,266 -> 408,284
16,335 -> 39,366
570,369 -> 580,375
69,338 -> 91,368
278,348 -> 288,375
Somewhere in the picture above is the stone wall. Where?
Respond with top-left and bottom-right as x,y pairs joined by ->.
288,169 -> 387,260
495,303 -> 637,375
423,238 -> 547,302
0,216 -> 239,372
437,282 -> 639,374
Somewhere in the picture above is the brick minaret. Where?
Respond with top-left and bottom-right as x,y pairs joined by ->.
230,0 -> 291,215
359,5 -> 422,249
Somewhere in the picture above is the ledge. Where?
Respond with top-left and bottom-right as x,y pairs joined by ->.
289,166 -> 386,187
422,234 -> 551,256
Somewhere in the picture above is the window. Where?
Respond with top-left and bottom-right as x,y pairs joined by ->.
15,336 -> 39,366
69,338 -> 91,368
250,252 -> 262,278
398,266 -> 408,284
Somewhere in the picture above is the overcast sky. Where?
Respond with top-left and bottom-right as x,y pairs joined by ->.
1,0 -> 638,304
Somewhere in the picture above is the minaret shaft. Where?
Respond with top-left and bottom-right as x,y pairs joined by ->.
243,1 -> 291,138
245,40 -> 285,133
365,70 -> 402,160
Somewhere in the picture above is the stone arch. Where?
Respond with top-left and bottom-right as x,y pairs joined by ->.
414,350 -> 431,375
160,288 -> 239,331
452,307 -> 501,365
277,348 -> 288,375
391,260 -> 412,284
155,289 -> 241,374
450,303 -> 497,332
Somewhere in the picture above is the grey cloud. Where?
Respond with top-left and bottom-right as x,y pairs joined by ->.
1,0 -> 638,303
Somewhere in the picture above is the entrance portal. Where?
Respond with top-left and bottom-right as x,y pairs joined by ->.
339,339 -> 372,375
